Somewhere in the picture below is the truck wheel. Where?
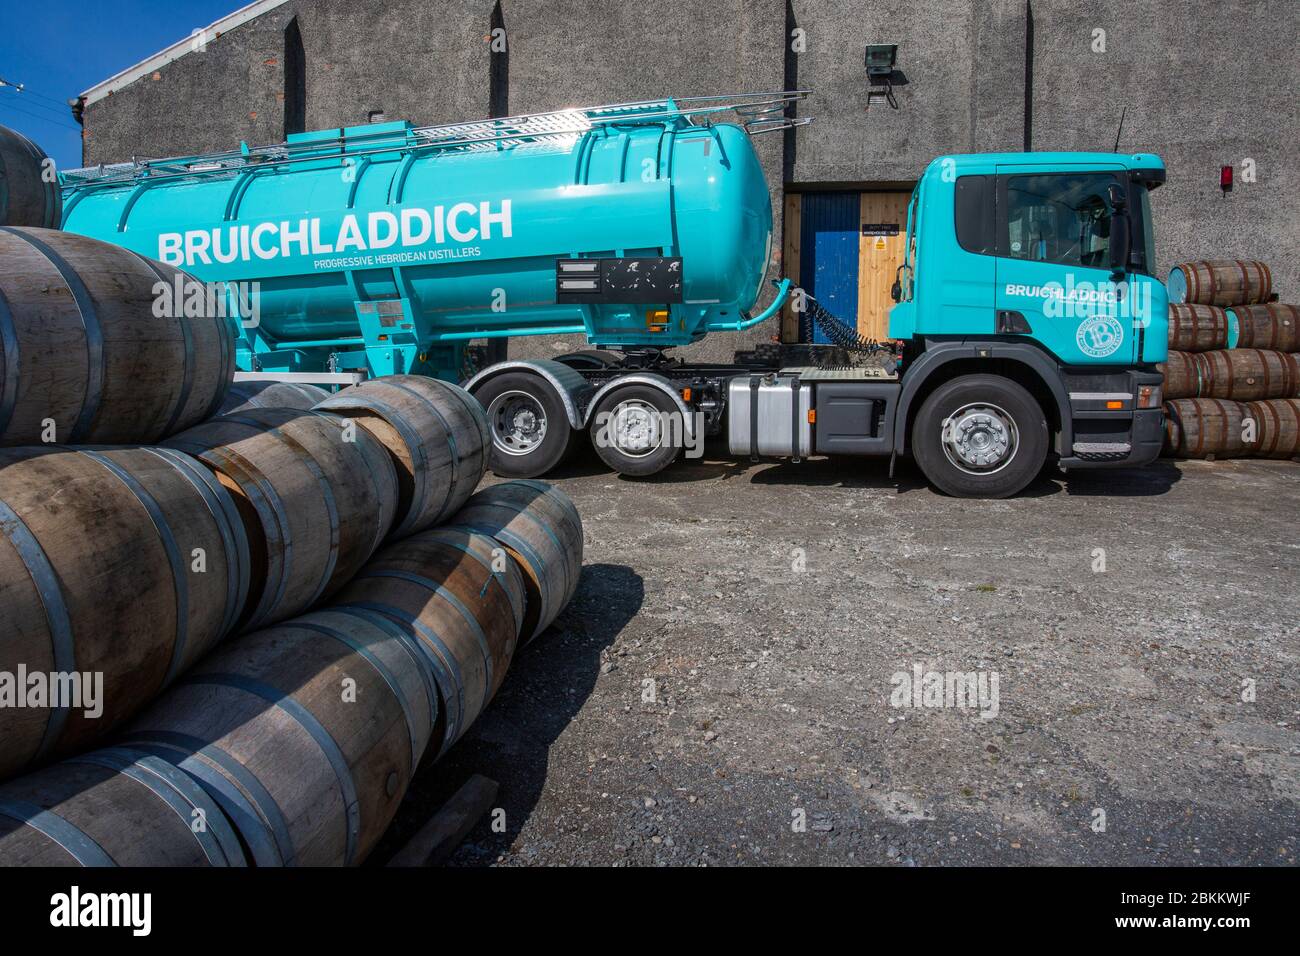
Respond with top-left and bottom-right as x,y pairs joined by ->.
912,374 -> 1047,498
588,385 -> 682,477
474,372 -> 575,478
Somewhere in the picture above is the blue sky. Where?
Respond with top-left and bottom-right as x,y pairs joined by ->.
0,0 -> 241,169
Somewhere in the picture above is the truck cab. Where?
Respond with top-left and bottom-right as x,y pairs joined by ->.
880,152 -> 1168,494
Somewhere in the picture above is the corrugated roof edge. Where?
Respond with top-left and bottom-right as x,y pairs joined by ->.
80,0 -> 292,106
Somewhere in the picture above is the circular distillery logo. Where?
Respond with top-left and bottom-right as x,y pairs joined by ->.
1076,315 -> 1125,357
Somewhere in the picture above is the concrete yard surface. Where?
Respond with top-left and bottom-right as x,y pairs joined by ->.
375,454 -> 1300,866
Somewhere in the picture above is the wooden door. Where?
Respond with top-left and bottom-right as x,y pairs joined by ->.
856,192 -> 911,343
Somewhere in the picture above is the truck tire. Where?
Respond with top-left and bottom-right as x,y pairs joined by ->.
473,372 -> 575,478
911,374 -> 1048,498
588,384 -> 682,477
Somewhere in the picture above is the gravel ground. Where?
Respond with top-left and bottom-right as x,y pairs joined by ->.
374,451 -> 1299,867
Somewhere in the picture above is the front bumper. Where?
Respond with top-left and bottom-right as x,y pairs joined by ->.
1057,369 -> 1165,470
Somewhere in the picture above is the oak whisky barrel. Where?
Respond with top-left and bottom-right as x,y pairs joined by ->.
1195,348 -> 1299,401
0,447 -> 249,778
1228,303 -> 1300,352
121,609 -> 435,866
1244,398 -> 1300,458
1158,351 -> 1200,399
1162,398 -> 1250,458
316,375 -> 490,539
445,480 -> 583,644
0,746 -> 246,866
0,228 -> 233,444
0,126 -> 61,228
164,408 -> 397,629
1167,260 -> 1272,306
335,528 -> 525,758
1167,303 -> 1229,352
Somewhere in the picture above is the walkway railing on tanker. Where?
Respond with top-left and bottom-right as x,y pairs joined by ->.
59,91 -> 812,190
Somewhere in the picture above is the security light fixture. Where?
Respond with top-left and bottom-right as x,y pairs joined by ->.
865,44 -> 900,110
865,44 -> 898,79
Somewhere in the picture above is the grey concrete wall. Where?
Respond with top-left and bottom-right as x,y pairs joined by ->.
82,10 -> 291,162
1028,0 -> 1300,295
787,0 -> 1026,184
82,0 -> 493,165
296,0 -> 492,129
78,0 -> 1300,356
499,0 -> 786,363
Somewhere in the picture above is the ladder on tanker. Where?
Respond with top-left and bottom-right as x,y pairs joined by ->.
60,91 -> 811,189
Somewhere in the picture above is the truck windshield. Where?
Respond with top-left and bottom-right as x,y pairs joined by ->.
1004,173 -> 1118,270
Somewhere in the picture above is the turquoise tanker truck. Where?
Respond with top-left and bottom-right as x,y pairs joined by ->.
57,92 -> 1168,498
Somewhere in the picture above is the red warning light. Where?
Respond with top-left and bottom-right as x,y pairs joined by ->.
1220,165 -> 1234,192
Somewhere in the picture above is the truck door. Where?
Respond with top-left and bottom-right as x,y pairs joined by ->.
993,165 -> 1137,364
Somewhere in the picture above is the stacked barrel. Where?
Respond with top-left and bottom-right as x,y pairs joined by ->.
1161,259 -> 1300,460
0,218 -> 583,865
0,125 -> 61,229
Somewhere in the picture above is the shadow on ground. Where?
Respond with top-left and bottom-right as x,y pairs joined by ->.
369,562 -> 642,866
1060,460 -> 1183,496
543,443 -> 1185,499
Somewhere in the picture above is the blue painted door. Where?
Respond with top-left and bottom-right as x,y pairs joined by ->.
799,192 -> 860,343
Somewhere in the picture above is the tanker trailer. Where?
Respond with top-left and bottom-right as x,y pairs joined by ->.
58,93 -> 801,390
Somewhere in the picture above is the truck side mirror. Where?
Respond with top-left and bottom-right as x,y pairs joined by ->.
1109,211 -> 1131,275
891,280 -> 902,302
